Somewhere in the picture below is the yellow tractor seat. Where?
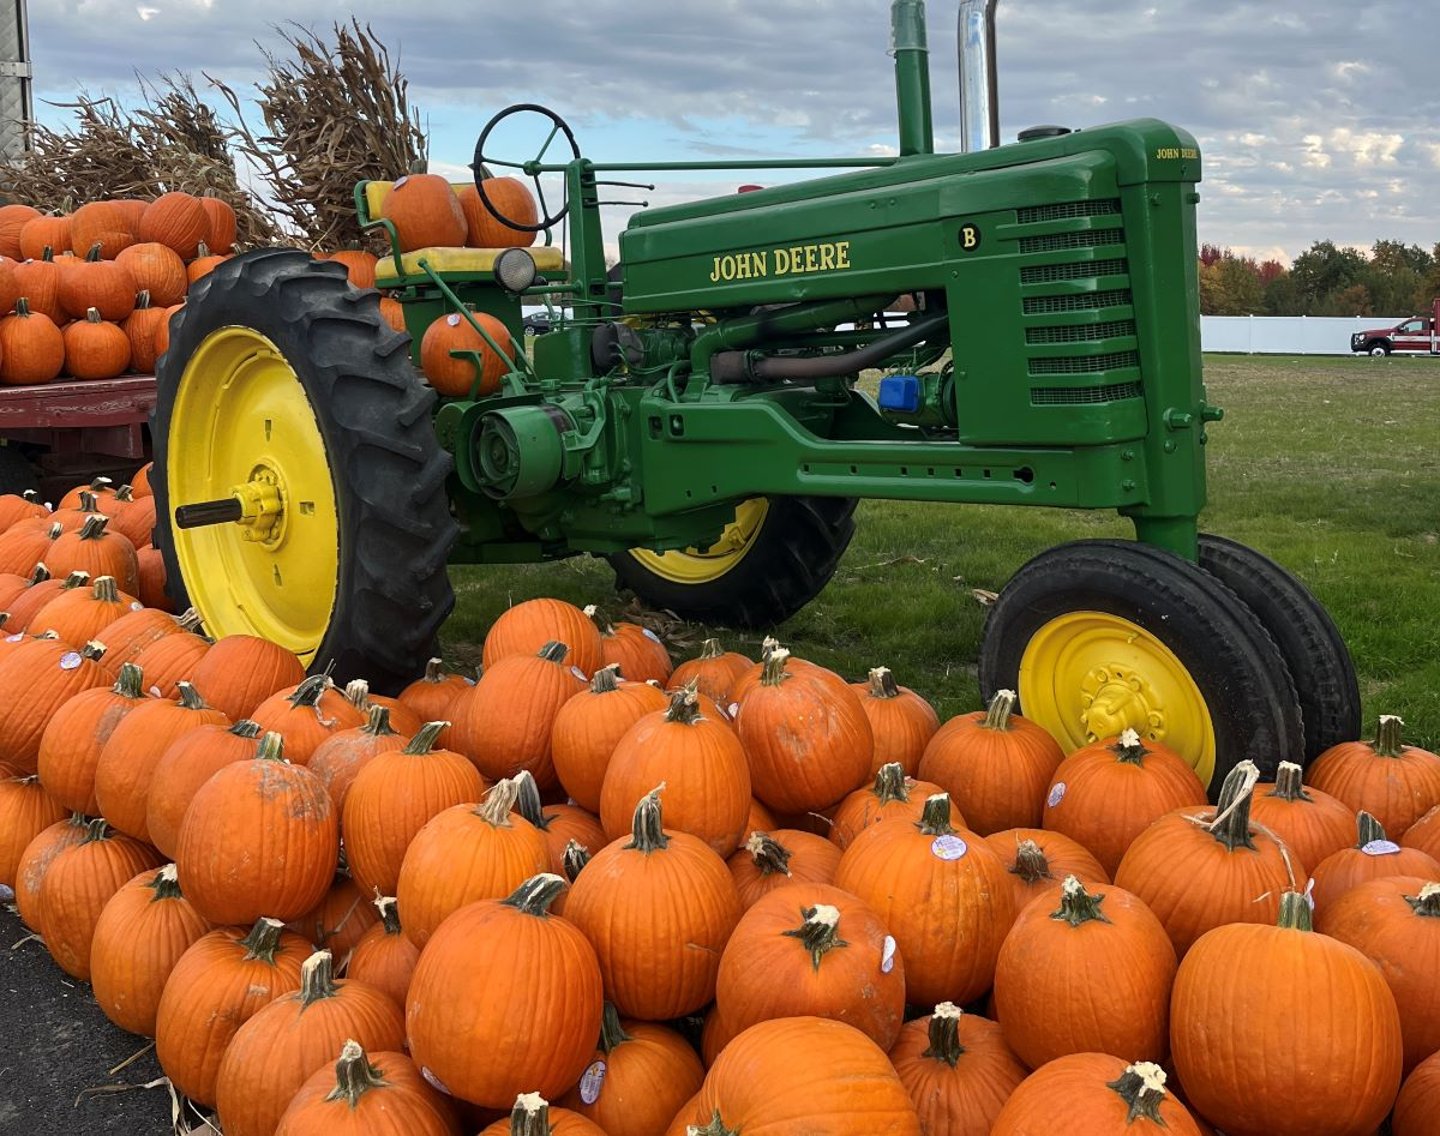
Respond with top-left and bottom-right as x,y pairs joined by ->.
375,245 -> 567,287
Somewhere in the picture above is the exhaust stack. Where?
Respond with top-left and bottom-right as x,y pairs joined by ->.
958,0 -> 999,151
891,0 -> 935,156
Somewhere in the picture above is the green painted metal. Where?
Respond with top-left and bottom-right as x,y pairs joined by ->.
384,0 -> 1212,567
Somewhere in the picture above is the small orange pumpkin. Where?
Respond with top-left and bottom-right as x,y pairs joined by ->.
199,195 -> 237,254
122,291 -> 167,373
18,214 -> 72,261
419,309 -> 515,397
1308,714 -> 1440,839
726,828 -> 843,909
12,252 -> 65,324
0,299 -> 65,386
669,637 -> 753,704
63,308 -> 132,380
185,240 -> 230,283
0,203 -> 40,258
58,244 -> 137,321
326,249 -> 378,289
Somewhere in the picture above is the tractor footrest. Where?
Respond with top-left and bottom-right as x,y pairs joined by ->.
375,245 -> 567,287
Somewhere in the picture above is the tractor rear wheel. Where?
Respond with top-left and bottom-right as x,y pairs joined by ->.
977,539 -> 1305,797
609,495 -> 857,628
152,250 -> 457,693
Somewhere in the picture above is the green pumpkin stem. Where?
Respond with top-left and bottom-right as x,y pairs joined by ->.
538,640 -> 569,664
14,297 -> 32,317
78,490 -> 100,513
1277,890 -> 1314,931
288,673 -> 330,708
1355,811 -> 1388,847
871,762 -> 912,806
80,640 -> 106,662
79,816 -> 112,843
477,777 -> 520,827
688,1109 -> 739,1136
512,771 -> 549,830
256,731 -> 287,762
1051,875 -> 1111,926
401,720 -> 448,755
921,1002 -> 966,1067
781,904 -> 849,970
982,688 -> 1018,730
175,681 -> 208,711
508,1093 -> 558,1136
1206,760 -> 1259,851
373,895 -> 402,935
1011,839 -> 1055,885
146,863 -> 184,902
1405,882 -> 1440,918
867,666 -> 900,699
626,786 -> 670,852
1372,715 -> 1406,757
598,1001 -> 634,1054
323,1039 -> 387,1108
239,916 -> 288,962
84,242 -> 103,263
26,562 -> 51,586
500,872 -> 567,917
134,290 -> 152,311
745,831 -> 793,877
1110,727 -> 1150,764
665,686 -> 703,725
590,663 -> 623,693
64,570 -> 91,590
697,637 -> 725,660
361,705 -> 396,736
229,719 -> 263,740
1106,1063 -> 1171,1124
76,514 -> 110,541
760,647 -> 791,686
1266,761 -> 1311,802
917,793 -> 954,837
113,662 -> 146,700
298,950 -> 339,1006
562,839 -> 590,883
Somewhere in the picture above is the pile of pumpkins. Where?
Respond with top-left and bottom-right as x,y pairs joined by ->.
1,473 -> 1440,1136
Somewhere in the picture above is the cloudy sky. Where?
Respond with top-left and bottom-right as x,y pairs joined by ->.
28,0 -> 1439,264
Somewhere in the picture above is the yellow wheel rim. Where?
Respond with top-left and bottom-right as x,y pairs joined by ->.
628,498 -> 769,584
1019,610 -> 1217,787
168,327 -> 339,662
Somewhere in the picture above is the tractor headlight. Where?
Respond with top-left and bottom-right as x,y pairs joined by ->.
494,248 -> 538,294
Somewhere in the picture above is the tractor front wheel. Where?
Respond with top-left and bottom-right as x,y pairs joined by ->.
609,496 -> 857,628
152,250 -> 458,692
977,539 -> 1305,797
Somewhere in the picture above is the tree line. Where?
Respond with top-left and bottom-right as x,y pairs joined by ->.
1198,240 -> 1440,317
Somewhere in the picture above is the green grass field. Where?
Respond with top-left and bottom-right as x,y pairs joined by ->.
443,353 -> 1440,750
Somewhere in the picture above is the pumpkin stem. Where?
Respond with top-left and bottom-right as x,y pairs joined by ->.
780,903 -> 849,970
1405,882 -> 1440,918
1110,727 -> 1150,764
422,657 -> 445,682
84,242 -> 103,262
287,673 -> 331,709
64,570 -> 92,590
687,1109 -> 739,1136
917,793 -> 954,837
1277,890 -> 1314,931
982,688 -> 1018,730
476,777 -> 520,827
26,562 -> 51,586
14,297 -> 31,317
361,705 -> 397,737
79,816 -> 111,843
1051,875 -> 1111,926
298,950 -> 339,1006
562,839 -> 591,883
1205,760 -> 1260,851
401,720 -> 448,755
77,515 -> 111,540
135,289 -> 152,311
323,1039 -> 388,1109
590,663 -> 623,693
697,637 -> 725,661
239,916 -> 288,962
146,863 -> 184,902
1106,1062 -> 1171,1124
1266,761 -> 1311,802
1355,810 -> 1389,848
84,306 -> 104,325
511,771 -> 549,830
78,490 -> 100,513
626,785 -> 670,853
500,872 -> 568,917
113,662 -> 146,700
507,1093 -> 555,1136
745,830 -> 793,877
921,1002 -> 966,1067
867,666 -> 901,699
1008,839 -> 1054,884
88,576 -> 119,604
256,731 -> 287,763
760,647 -> 791,686
175,681 -> 209,711
373,895 -> 402,935
343,678 -> 370,709
871,761 -> 912,806
229,719 -> 263,740
538,640 -> 570,664
665,686 -> 703,725
81,640 -> 106,662
1372,714 -> 1406,758
598,1001 -> 634,1054
177,608 -> 203,634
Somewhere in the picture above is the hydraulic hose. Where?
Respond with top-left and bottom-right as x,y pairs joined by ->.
710,309 -> 949,383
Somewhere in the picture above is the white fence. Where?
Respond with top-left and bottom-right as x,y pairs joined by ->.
1200,314 -> 1408,356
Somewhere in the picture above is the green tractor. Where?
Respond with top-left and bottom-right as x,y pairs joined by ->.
151,0 -> 1358,795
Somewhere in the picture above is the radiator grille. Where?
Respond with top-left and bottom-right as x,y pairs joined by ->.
1031,381 -> 1143,405
1023,288 -> 1132,315
1016,200 -> 1122,224
1026,319 -> 1135,345
1020,258 -> 1128,284
1028,351 -> 1140,376
1019,228 -> 1126,254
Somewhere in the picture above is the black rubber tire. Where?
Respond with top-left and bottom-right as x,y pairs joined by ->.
152,249 -> 458,694
1197,534 -> 1360,763
608,496 -> 858,628
977,539 -> 1305,796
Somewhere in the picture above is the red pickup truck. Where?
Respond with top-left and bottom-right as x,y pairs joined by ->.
1351,298 -> 1440,356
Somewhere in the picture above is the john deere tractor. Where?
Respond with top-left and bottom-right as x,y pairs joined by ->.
151,0 -> 1359,794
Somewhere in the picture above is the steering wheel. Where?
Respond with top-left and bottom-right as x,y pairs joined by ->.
471,103 -> 580,233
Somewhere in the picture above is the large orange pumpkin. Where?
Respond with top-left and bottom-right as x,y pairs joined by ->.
991,1056 -> 1203,1136
0,203 -> 40,258
58,246 -> 136,321
122,291 -> 168,374
1170,890 -> 1403,1136
405,873 -> 604,1108
249,674 -> 366,765
1405,804 -> 1440,861
828,761 -> 957,850
0,771 -> 67,888
99,607 -> 196,677
380,174 -> 467,251
18,214 -> 72,261
669,637 -> 753,704
145,718 -> 264,860
460,178 -> 539,248
35,660 -> 149,815
1307,714 -> 1440,839
324,249 -> 379,289
1249,758 -> 1358,872
482,597 -> 605,676
68,202 -> 135,261
1394,1050 -> 1440,1136
1308,811 -> 1440,913
46,514 -> 139,594
595,614 -> 673,685
137,192 -> 209,260
115,242 -> 187,307
551,664 -> 668,813
850,666 -> 940,778
12,253 -> 65,325
29,574 -> 139,646
419,309 -> 516,397
13,813 -> 89,933
199,195 -> 237,254
0,637 -> 111,774
188,633 -> 306,720
307,705 -> 410,815
982,828 -> 1110,910
0,299 -> 66,385
888,1004 -> 1028,1136
396,657 -> 473,722
274,1041 -> 460,1136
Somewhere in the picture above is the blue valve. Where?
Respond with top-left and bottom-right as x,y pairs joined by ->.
878,374 -> 922,414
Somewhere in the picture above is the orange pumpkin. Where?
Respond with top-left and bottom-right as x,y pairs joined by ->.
0,519 -> 61,578
1394,1050 -> 1440,1136
199,195 -> 237,254
378,294 -> 407,332
285,870 -> 381,961
0,772 -> 67,888
6,566 -> 86,630
13,813 -> 89,933
828,762 -> 957,850
726,828 -> 842,909
135,546 -> 172,611
18,214 -> 72,261
46,514 -> 139,598
108,199 -> 149,235
62,308 -> 132,380
249,674 -> 366,765
28,573 -> 139,646
669,637 -> 753,704
346,895 -> 420,1012
849,666 -> 940,777
1308,811 -> 1440,913
326,249 -> 379,289
0,299 -> 65,385
58,245 -> 136,321
513,773 -> 608,876
0,489 -> 48,534
982,828 -> 1110,910
460,178 -> 539,248
115,242 -> 187,307
145,719 -> 264,859
102,486 -> 156,549
549,665 -> 667,812
888,1004 -> 1028,1136
595,614 -> 673,684
274,1041 -> 459,1136
484,597 -> 605,676
122,291 -> 167,374
307,705 -> 410,815
396,656 -> 473,722
379,174 -> 467,251
130,627 -> 209,697
0,255 -> 19,313
0,203 -> 40,258
137,192 -> 209,260
1405,804 -> 1440,860
185,240 -> 230,283
1308,714 -> 1440,839
478,1094 -> 606,1136
188,633 -> 306,720
69,202 -> 134,259
0,637 -> 110,775
98,606 -> 195,678
129,462 -> 153,498
12,253 -> 65,325
419,309 -> 516,397
991,1056 -> 1203,1136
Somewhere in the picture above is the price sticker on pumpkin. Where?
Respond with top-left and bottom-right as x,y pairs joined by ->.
420,1066 -> 452,1096
579,1060 -> 607,1104
1047,782 -> 1067,808
931,834 -> 967,861
642,628 -> 663,643
880,935 -> 897,974
1361,839 -> 1401,857
59,651 -> 83,670
571,666 -> 589,682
